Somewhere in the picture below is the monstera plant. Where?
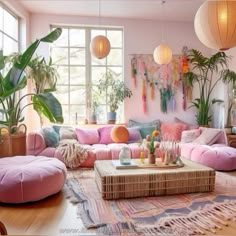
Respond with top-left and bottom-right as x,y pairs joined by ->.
185,49 -> 236,126
0,28 -> 63,130
0,28 -> 63,157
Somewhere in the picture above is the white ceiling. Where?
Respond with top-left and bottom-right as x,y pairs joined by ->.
18,0 -> 204,22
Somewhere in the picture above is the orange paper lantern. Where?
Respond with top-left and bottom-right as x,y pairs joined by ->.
90,35 -> 110,59
153,44 -> 172,65
194,0 -> 236,50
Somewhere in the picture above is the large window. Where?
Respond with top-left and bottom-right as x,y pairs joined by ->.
0,3 -> 19,121
51,26 -> 123,124
0,3 -> 19,55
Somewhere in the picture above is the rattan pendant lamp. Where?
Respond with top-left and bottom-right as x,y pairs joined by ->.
90,0 -> 110,59
194,0 -> 236,51
153,0 -> 172,65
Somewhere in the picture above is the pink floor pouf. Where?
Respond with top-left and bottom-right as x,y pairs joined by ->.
0,155 -> 67,203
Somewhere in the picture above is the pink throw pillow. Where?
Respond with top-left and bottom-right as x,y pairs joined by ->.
98,126 -> 114,144
193,128 -> 222,145
75,128 -> 99,144
181,129 -> 201,143
161,123 -> 187,141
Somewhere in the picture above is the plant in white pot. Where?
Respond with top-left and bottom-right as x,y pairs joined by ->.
0,28 -> 63,157
98,71 -> 132,123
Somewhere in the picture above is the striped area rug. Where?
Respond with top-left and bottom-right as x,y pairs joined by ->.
64,170 -> 236,235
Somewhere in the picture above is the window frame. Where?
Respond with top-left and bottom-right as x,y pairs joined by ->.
50,25 -> 124,125
0,2 -> 20,54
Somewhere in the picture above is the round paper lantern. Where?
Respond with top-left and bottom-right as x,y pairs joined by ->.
153,44 -> 172,65
90,35 -> 110,59
194,0 -> 236,50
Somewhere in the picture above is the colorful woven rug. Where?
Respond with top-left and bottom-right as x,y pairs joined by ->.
64,170 -> 236,235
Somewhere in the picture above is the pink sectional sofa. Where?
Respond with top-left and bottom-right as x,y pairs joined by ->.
27,125 -> 145,168
27,124 -> 236,171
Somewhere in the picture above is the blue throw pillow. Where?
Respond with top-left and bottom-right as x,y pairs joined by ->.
127,119 -> 161,141
41,127 -> 59,147
138,125 -> 157,139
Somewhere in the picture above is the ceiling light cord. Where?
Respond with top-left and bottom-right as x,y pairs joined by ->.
99,0 -> 101,26
161,0 -> 165,44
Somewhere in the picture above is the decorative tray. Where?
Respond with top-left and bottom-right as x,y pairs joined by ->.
135,160 -> 184,169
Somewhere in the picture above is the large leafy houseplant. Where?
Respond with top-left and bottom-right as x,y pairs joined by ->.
27,56 -> 60,126
184,49 -> 236,126
0,28 -> 63,132
98,71 -> 132,122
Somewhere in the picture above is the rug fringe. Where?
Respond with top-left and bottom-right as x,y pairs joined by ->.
135,199 -> 236,235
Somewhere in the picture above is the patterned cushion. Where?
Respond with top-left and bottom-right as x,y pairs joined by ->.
59,127 -> 77,140
111,126 -> 129,143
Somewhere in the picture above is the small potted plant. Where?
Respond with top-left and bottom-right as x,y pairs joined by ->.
98,71 -> 132,123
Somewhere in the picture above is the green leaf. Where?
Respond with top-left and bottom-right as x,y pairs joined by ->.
32,92 -> 64,123
0,50 -> 4,70
212,98 -> 224,104
40,28 -> 62,43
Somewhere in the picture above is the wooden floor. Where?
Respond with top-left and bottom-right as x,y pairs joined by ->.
0,171 -> 236,236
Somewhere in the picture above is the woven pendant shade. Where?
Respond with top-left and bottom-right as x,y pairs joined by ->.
90,35 -> 110,59
153,44 -> 172,65
194,0 -> 236,50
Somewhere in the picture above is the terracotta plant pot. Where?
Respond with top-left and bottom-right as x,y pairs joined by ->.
148,153 -> 156,164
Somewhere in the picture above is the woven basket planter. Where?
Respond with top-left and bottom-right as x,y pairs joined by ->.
0,124 -> 27,157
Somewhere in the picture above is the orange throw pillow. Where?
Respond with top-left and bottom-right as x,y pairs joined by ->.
111,126 -> 129,143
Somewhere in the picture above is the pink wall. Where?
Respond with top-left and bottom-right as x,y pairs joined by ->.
29,13 -> 212,125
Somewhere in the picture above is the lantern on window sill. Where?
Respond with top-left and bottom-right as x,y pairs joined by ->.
153,44 -> 172,65
90,35 -> 110,59
194,0 -> 236,51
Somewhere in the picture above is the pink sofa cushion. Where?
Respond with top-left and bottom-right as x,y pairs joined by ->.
161,122 -> 187,141
0,156 -> 66,203
98,126 -> 114,144
75,128 -> 99,144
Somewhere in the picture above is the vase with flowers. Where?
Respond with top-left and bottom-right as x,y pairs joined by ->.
145,130 -> 160,164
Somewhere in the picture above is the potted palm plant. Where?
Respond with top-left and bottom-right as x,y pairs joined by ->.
0,28 -> 63,157
27,56 -> 60,126
98,71 -> 132,123
184,49 -> 236,126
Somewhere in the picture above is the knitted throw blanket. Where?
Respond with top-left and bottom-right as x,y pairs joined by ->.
57,139 -> 88,169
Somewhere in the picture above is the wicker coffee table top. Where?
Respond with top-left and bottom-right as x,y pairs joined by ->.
95,158 -> 214,177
